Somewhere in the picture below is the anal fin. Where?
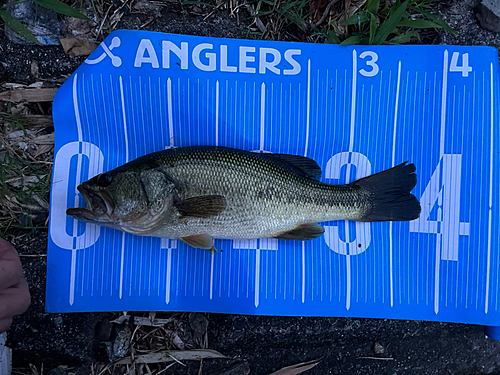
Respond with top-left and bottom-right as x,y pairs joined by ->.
181,234 -> 217,252
274,223 -> 325,241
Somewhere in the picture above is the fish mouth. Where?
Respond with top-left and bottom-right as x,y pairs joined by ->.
66,185 -> 115,222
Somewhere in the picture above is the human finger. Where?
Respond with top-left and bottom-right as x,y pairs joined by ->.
0,238 -> 23,290
0,278 -> 31,321
0,317 -> 13,333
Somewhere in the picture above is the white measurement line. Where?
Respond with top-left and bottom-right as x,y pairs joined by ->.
284,244 -> 287,299
302,242 -> 306,303
158,77 -> 165,149
118,76 -> 129,299
440,50 -> 448,158
485,63 -> 494,314
167,78 -> 174,147
157,245 -> 161,296
207,251 -> 213,299
161,239 -> 173,304
391,63 -> 401,165
89,76 -> 101,298
304,60 -> 311,156
69,250 -> 77,305
147,239 -> 152,296
69,73 -> 83,305
260,83 -> 265,151
343,49 -> 359,310
300,60 -> 312,304
74,74 -> 83,140
215,80 -> 219,146
255,249 -> 260,307
433,52 -> 449,314
434,51 -> 450,314
390,61 -> 402,307
346,253 -> 351,310
253,82 -> 268,306
350,50 -> 357,152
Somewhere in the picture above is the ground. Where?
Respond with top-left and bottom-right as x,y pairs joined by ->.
2,0 -> 500,373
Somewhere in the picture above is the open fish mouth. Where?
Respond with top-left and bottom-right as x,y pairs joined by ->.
66,185 -> 115,222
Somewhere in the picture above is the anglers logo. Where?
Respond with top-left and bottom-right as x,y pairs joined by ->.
85,36 -> 122,67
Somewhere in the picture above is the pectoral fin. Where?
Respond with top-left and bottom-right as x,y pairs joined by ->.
175,195 -> 226,218
274,223 -> 325,241
180,234 -> 217,252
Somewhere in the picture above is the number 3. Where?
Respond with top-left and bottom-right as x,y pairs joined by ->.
359,51 -> 379,77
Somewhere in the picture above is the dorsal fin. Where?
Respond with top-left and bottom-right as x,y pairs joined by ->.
265,154 -> 322,180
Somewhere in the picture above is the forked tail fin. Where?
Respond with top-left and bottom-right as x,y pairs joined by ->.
354,162 -> 421,222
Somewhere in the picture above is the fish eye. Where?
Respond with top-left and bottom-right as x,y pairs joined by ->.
97,173 -> 113,187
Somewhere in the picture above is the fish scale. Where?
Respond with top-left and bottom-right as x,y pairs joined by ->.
158,150 -> 360,237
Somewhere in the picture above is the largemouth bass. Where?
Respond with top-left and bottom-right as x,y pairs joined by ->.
67,146 -> 420,250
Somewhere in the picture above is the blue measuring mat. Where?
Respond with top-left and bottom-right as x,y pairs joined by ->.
47,30 -> 500,326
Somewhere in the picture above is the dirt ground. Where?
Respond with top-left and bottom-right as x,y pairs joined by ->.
2,0 -> 500,373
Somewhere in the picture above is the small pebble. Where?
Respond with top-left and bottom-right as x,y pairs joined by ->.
373,342 -> 386,355
47,367 -> 67,375
95,317 -> 112,340
234,319 -> 246,330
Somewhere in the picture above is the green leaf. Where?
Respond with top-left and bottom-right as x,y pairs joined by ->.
340,34 -> 361,45
366,0 -> 379,13
417,9 -> 456,35
326,29 -> 341,44
399,19 -> 442,28
387,30 -> 420,44
0,9 -> 40,44
32,0 -> 90,20
372,0 -> 408,44
342,10 -> 370,25
369,12 -> 377,44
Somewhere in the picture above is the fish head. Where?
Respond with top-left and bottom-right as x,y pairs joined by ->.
67,169 -> 177,234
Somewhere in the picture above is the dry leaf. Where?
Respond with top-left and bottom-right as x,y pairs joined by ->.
32,194 -> 49,211
114,349 -> 227,364
34,144 -> 54,157
269,359 -> 321,375
32,133 -> 54,145
4,83 -> 27,89
60,37 -> 97,57
6,175 -> 46,188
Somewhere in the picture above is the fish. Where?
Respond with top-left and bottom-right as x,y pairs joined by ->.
66,146 -> 421,251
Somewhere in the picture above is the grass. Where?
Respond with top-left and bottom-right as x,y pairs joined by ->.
0,0 -> 90,45
241,0 -> 454,43
0,106 -> 53,240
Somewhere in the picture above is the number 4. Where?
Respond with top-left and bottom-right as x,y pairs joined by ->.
409,155 -> 470,261
449,52 -> 472,77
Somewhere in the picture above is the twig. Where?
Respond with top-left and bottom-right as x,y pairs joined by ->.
243,2 -> 267,33
313,0 -> 341,28
131,324 -> 143,342
96,3 -> 114,38
155,363 -> 176,375
166,352 -> 186,367
358,356 -> 394,361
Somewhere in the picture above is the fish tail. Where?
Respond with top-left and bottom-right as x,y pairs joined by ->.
353,162 -> 421,222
